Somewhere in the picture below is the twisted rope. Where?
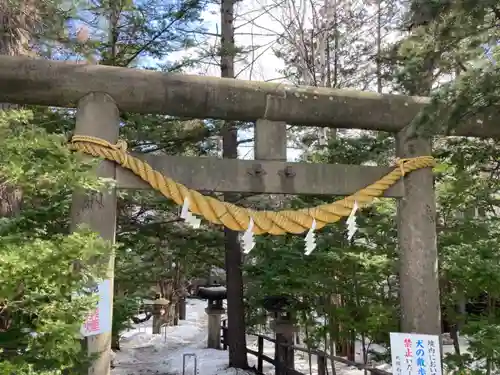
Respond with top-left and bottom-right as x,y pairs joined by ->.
69,135 -> 436,235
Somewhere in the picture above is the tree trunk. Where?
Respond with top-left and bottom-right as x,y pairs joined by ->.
0,0 -> 34,334
220,0 -> 248,368
178,297 -> 186,320
111,334 -> 120,351
376,0 -> 382,94
0,0 -> 33,217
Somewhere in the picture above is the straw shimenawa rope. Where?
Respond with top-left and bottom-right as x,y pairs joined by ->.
69,135 -> 436,235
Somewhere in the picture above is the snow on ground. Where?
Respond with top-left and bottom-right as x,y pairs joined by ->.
112,299 -> 249,375
112,298 -> 469,375
246,334 -> 392,375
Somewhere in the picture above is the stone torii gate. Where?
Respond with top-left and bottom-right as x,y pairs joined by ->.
1,55 -> 499,375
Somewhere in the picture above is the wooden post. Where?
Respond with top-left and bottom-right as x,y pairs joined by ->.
222,320 -> 228,350
396,128 -> 441,335
317,353 -> 327,375
257,336 -> 264,373
178,297 -> 186,320
274,323 -> 295,375
70,93 -> 119,375
178,270 -> 187,321
173,301 -> 179,326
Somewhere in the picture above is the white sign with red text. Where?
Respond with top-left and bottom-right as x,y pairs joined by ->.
80,279 -> 112,337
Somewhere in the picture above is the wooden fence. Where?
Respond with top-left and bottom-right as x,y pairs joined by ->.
220,321 -> 390,375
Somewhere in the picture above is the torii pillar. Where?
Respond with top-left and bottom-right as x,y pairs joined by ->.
396,127 -> 441,335
70,93 -> 119,375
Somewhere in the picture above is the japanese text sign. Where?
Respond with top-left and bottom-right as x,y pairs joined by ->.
80,279 -> 112,337
390,332 -> 442,375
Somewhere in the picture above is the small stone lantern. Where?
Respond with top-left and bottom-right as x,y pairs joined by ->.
150,296 -> 170,334
262,295 -> 297,375
198,286 -> 227,349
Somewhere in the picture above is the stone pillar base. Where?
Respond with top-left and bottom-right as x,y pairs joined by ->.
206,308 -> 225,349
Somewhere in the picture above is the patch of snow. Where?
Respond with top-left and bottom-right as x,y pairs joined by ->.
112,298 -> 472,375
112,298 -> 252,375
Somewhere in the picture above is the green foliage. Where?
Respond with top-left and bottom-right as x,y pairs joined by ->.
243,133 -> 399,353
395,3 -> 500,134
393,3 -> 500,370
65,0 -> 207,67
10,0 -> 500,372
0,109 -> 112,374
112,296 -> 140,349
24,0 -> 221,354
115,189 -> 224,297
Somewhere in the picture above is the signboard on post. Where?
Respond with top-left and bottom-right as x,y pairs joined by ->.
390,332 -> 442,375
81,279 -> 112,337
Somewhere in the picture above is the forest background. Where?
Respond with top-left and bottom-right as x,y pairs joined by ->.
1,0 -> 500,374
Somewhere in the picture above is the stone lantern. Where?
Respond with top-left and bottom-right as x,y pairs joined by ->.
262,295 -> 297,375
197,286 -> 227,349
149,295 -> 170,334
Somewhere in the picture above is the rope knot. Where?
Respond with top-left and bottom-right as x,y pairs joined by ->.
115,140 -> 128,152
396,156 -> 435,176
70,135 -> 128,151
70,135 -> 129,164
395,158 -> 412,176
